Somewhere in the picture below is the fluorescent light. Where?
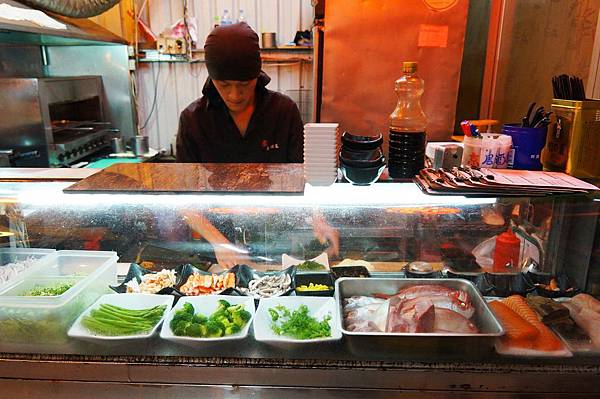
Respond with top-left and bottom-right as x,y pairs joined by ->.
11,182 -> 496,208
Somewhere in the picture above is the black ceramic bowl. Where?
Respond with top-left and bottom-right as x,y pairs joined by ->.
485,272 -> 535,297
340,161 -> 386,185
339,148 -> 385,168
341,131 -> 383,150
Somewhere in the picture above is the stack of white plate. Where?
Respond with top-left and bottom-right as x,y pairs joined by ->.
303,123 -> 339,186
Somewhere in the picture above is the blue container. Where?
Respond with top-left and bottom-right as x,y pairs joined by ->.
502,123 -> 548,170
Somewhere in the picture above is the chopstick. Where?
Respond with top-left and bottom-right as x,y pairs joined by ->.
552,74 -> 586,100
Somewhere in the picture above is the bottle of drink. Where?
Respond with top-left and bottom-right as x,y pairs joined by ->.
388,61 -> 428,179
238,9 -> 245,23
221,9 -> 232,25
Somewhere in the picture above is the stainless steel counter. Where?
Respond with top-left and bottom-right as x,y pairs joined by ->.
1,337 -> 600,398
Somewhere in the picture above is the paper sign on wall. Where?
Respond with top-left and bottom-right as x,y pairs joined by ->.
418,24 -> 449,48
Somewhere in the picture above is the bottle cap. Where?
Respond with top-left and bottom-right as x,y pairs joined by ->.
403,61 -> 418,73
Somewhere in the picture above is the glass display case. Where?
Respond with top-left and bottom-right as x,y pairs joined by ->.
0,180 -> 599,398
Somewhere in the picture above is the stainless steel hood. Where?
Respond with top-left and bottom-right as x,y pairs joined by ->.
0,0 -> 126,45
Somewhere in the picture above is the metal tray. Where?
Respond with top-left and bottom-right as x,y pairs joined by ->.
334,278 -> 504,357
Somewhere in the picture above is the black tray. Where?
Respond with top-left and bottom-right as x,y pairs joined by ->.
294,273 -> 335,297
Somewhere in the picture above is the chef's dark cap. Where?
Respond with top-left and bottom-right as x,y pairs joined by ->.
204,22 -> 262,81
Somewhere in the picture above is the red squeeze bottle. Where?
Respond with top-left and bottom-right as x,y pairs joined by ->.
493,228 -> 520,273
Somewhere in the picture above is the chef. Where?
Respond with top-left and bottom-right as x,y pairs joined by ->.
176,23 -> 337,268
175,22 -> 303,163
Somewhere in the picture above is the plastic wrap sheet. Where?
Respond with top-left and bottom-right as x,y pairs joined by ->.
321,0 -> 469,142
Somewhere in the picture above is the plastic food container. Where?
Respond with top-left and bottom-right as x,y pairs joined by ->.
0,250 -> 118,347
0,248 -> 56,291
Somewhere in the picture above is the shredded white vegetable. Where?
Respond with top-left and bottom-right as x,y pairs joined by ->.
0,257 -> 37,284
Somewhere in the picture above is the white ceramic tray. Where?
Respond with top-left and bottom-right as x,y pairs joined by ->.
160,295 -> 255,347
253,296 -> 341,347
68,293 -> 173,342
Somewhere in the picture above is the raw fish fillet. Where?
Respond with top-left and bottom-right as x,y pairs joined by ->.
433,308 -> 478,333
394,294 -> 475,319
564,302 -> 600,348
343,296 -> 389,332
394,284 -> 470,305
571,294 -> 600,316
489,300 -> 538,341
503,295 -> 564,352
387,299 -> 435,333
343,296 -> 385,312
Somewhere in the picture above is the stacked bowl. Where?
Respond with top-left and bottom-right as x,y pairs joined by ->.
303,123 -> 339,186
339,132 -> 386,185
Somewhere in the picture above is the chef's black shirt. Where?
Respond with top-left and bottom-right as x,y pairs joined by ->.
176,72 -> 303,163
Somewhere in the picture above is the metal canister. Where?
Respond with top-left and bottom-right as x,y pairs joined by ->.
261,32 -> 277,48
131,135 -> 149,156
111,137 -> 124,153
405,261 -> 441,278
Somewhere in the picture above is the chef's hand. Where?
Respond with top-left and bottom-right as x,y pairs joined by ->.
211,242 -> 248,270
181,209 -> 251,270
312,212 -> 340,258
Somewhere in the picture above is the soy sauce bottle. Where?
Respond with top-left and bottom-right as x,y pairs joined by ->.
388,61 -> 428,179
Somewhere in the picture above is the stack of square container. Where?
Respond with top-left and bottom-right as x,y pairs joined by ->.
0,249 -> 118,348
303,123 -> 339,186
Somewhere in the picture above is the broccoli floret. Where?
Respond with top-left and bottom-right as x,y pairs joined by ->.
232,309 -> 252,327
215,315 -> 233,328
172,310 -> 193,324
182,302 -> 195,315
184,323 -> 205,337
224,324 -> 241,336
217,299 -> 231,310
205,320 -> 224,337
210,308 -> 229,321
227,304 -> 243,314
192,313 -> 208,324
172,321 -> 191,336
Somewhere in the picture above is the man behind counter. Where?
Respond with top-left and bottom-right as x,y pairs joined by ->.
175,22 -> 337,268
176,22 -> 303,163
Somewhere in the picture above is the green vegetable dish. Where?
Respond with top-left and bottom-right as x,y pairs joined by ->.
170,300 -> 252,338
268,304 -> 332,339
23,282 -> 75,296
82,304 -> 167,336
296,261 -> 327,271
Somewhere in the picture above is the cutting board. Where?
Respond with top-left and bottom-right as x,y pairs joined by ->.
64,163 -> 305,194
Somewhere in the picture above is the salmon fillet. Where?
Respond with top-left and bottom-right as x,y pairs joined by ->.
489,300 -> 539,341
502,295 -> 564,352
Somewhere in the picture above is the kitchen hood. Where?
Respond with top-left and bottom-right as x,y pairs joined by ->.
0,0 -> 126,45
